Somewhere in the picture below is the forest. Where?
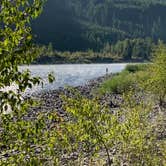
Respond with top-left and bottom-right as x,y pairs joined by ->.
32,0 -> 166,52
34,38 -> 154,64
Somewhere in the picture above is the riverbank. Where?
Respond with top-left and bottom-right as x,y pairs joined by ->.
1,68 -> 165,165
27,74 -> 125,165
0,74 -> 122,165
34,55 -> 146,64
27,71 -> 165,165
29,74 -> 122,118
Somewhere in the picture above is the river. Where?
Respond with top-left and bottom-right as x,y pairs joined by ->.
19,63 -> 127,94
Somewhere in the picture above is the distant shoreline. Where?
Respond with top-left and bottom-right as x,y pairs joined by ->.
20,62 -> 144,67
31,61 -> 146,65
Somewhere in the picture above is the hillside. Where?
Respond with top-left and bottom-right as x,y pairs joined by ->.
32,0 -> 166,51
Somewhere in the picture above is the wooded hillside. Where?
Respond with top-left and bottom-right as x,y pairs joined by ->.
32,0 -> 166,51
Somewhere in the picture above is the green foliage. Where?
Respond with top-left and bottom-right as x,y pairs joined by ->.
99,71 -> 135,94
35,38 -> 155,64
0,1 -> 58,164
61,95 -> 115,164
0,101 -> 63,165
124,63 -> 148,73
106,38 -> 154,61
113,93 -> 165,166
0,2 -> 58,163
60,92 -> 165,165
0,0 -> 46,112
34,46 -> 114,64
99,63 -> 150,94
0,1 -> 165,165
143,42 -> 166,106
33,0 -> 166,51
48,72 -> 55,83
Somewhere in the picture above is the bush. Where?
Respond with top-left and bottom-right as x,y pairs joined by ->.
125,64 -> 148,73
60,92 -> 165,166
99,71 -> 135,94
99,63 -> 150,94
143,42 -> 166,106
0,101 -> 63,165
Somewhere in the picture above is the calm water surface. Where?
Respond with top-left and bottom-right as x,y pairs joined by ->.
20,64 -> 127,93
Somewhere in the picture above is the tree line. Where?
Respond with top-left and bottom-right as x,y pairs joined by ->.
34,38 -> 155,64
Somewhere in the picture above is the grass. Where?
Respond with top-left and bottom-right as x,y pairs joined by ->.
99,64 -> 149,94
124,63 -> 149,73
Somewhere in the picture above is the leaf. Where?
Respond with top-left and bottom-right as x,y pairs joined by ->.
48,72 -> 55,83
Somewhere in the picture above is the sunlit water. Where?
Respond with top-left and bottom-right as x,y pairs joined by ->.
19,63 -> 127,94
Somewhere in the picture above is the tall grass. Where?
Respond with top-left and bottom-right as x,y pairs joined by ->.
99,64 -> 149,94
124,63 -> 149,73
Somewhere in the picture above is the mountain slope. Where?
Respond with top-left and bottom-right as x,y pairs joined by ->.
32,0 -> 166,51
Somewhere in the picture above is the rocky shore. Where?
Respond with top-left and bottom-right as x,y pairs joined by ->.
29,73 -> 166,139
26,74 -> 125,165
1,74 -> 165,165
29,74 -> 123,118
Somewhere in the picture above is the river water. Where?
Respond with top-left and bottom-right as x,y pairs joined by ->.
19,63 -> 127,93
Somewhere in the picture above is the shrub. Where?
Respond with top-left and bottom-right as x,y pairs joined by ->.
0,0 -> 46,112
0,101 -> 63,165
98,63 -> 151,95
0,1 -> 56,165
143,42 -> 166,106
99,71 -> 135,94
125,64 -> 149,73
60,92 -> 165,166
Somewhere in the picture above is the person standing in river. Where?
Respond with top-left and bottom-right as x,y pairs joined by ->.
106,68 -> 108,75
